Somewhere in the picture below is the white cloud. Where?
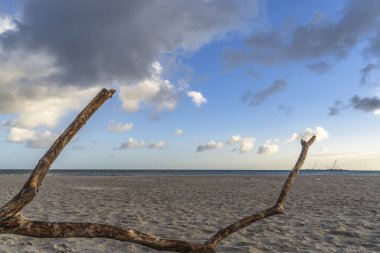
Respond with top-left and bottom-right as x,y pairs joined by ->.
17,88 -> 98,128
227,135 -> 242,144
148,141 -> 167,150
0,50 -> 100,128
226,135 -> 255,153
7,127 -> 36,143
187,91 -> 207,107
258,139 -> 279,155
7,127 -> 57,149
119,138 -> 145,149
14,88 -> 98,128
174,129 -> 183,136
196,140 -> 223,152
239,137 -> 255,153
106,122 -> 133,132
0,16 -> 16,34
26,131 -> 57,149
119,62 -> 178,112
287,126 -> 329,142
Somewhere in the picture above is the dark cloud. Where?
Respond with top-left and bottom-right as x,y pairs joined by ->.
278,105 -> 293,115
306,62 -> 330,74
328,100 -> 345,116
351,95 -> 380,112
360,63 -> 379,85
242,79 -> 286,106
330,96 -> 380,115
1,0 -> 257,87
365,31 -> 380,60
247,68 -> 260,78
225,0 -> 380,67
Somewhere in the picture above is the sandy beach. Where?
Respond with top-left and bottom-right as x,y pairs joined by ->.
0,174 -> 379,252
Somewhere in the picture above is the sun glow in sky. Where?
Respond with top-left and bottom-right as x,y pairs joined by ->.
0,0 -> 380,170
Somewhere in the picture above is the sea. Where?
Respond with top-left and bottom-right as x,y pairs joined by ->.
0,169 -> 379,176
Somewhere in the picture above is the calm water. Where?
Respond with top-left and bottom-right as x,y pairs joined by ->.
0,169 -> 379,176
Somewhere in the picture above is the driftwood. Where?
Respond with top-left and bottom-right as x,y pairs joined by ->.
0,88 -> 316,253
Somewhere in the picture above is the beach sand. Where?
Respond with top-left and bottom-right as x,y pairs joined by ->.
0,175 -> 379,252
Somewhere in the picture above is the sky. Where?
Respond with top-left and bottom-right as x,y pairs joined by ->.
0,0 -> 380,170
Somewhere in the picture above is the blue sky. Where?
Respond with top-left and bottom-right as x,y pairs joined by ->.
0,0 -> 380,170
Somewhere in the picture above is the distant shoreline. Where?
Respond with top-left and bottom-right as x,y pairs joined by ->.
0,169 -> 379,176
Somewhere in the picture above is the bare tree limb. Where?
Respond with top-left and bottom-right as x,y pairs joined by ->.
0,88 -> 316,253
206,136 -> 316,249
0,88 -> 115,219
3,214 -> 210,253
276,137 -> 316,206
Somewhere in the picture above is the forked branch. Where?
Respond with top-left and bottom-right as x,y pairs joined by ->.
0,88 -> 316,253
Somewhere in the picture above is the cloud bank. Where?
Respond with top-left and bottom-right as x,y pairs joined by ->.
225,0 -> 380,68
1,0 -> 258,86
0,0 -> 259,136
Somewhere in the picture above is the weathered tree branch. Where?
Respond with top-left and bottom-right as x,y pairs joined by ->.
4,214 -> 209,252
0,88 -> 316,253
0,88 -> 115,219
206,136 -> 316,249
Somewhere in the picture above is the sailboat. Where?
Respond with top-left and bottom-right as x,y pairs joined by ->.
327,159 -> 342,171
